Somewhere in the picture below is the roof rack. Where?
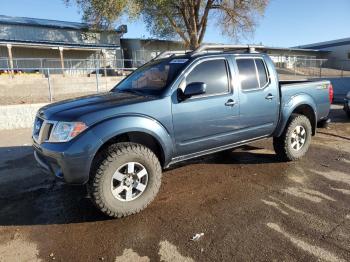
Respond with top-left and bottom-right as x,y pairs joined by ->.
191,44 -> 264,56
152,44 -> 265,61
153,50 -> 191,60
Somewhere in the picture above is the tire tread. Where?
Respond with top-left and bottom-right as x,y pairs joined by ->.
273,114 -> 312,161
88,142 -> 161,218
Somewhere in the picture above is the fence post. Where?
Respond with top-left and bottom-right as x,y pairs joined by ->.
95,60 -> 100,92
341,63 -> 344,78
47,68 -> 53,102
40,59 -> 43,76
319,61 -> 322,77
294,60 -> 296,76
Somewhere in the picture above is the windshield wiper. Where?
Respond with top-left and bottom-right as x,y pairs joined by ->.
118,89 -> 144,95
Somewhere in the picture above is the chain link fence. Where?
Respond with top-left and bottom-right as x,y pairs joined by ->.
0,57 -> 148,105
0,57 -> 145,75
1,55 -> 350,105
272,57 -> 350,79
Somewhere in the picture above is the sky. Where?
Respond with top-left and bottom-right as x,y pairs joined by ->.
0,0 -> 349,47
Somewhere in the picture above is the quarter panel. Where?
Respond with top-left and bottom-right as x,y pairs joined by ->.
275,93 -> 318,137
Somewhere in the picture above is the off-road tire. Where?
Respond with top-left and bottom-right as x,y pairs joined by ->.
273,114 -> 312,161
88,142 -> 162,218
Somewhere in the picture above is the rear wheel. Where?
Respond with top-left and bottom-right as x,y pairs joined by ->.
88,142 -> 162,218
273,114 -> 312,161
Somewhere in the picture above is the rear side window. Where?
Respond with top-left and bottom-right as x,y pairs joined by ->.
236,58 -> 269,91
236,59 -> 259,90
186,59 -> 229,96
255,59 -> 269,87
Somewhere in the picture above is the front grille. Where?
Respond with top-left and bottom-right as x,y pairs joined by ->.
33,117 -> 44,140
33,117 -> 55,144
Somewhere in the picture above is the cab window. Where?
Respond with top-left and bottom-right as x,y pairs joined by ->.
185,59 -> 230,96
236,58 -> 269,90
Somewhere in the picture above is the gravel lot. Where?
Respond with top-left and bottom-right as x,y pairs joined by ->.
0,105 -> 349,262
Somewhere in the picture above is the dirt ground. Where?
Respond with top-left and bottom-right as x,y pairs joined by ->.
0,105 -> 349,262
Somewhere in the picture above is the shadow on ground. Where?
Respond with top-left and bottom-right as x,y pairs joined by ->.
328,105 -> 349,123
0,143 -> 282,226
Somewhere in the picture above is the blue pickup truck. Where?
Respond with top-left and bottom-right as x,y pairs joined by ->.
33,45 -> 333,217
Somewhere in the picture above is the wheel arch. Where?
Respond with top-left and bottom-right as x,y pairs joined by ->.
92,131 -> 166,168
89,116 -> 174,173
275,95 -> 317,137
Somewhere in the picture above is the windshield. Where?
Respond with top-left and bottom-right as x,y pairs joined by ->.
113,58 -> 188,95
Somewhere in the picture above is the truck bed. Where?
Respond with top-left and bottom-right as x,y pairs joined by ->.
279,79 -> 331,122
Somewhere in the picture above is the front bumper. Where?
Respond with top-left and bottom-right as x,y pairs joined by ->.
32,129 -> 102,185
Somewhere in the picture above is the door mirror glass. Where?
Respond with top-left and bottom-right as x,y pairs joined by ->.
183,82 -> 206,98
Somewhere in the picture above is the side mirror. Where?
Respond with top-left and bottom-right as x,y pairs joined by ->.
183,82 -> 206,98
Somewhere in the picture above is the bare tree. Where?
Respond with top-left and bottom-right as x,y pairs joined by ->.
65,0 -> 269,49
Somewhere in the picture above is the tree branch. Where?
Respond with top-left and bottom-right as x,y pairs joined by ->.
198,0 -> 213,44
164,13 -> 190,45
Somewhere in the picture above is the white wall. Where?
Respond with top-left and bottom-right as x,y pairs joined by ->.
0,103 -> 47,130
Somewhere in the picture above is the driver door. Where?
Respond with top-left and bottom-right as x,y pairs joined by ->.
172,57 -> 240,156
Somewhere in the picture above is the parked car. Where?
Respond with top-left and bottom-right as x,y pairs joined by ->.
344,91 -> 350,118
33,45 -> 333,218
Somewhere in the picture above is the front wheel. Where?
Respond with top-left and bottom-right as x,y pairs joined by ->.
88,142 -> 162,218
273,114 -> 312,161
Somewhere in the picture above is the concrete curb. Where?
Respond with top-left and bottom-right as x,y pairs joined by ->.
0,103 -> 47,130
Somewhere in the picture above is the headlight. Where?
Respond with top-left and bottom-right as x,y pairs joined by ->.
49,122 -> 87,142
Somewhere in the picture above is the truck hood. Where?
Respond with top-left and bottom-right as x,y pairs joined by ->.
38,91 -> 156,122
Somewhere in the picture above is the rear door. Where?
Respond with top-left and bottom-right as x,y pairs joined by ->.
172,57 -> 240,156
235,57 -> 279,140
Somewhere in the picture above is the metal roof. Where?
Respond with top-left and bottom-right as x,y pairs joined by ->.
295,37 -> 350,50
0,39 -> 120,50
0,15 -> 127,33
0,15 -> 89,30
262,46 -> 329,53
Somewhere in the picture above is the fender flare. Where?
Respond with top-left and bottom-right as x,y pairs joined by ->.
274,93 -> 317,137
89,115 -> 174,165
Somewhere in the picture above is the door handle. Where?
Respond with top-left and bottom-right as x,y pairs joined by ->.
225,99 -> 237,106
265,94 -> 274,100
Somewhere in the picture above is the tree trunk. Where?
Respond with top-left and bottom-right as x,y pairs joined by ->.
189,35 -> 200,50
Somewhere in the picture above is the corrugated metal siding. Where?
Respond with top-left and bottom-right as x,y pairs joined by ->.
0,24 -> 120,46
0,15 -> 89,30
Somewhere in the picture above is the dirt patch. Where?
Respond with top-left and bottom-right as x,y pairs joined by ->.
0,107 -> 349,261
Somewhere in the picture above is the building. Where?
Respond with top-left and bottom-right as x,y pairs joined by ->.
297,37 -> 350,70
0,15 -> 126,73
0,14 -> 340,74
121,38 -> 328,71
120,38 -> 187,67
